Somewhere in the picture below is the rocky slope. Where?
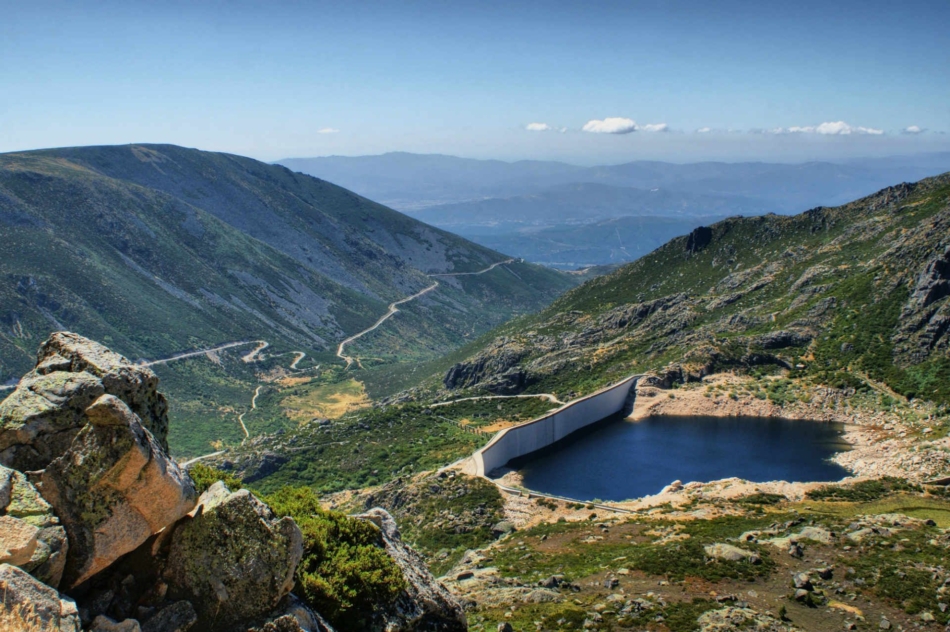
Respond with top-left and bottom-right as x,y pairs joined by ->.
439,174 -> 950,413
0,333 -> 466,631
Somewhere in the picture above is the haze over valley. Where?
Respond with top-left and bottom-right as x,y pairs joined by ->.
282,152 -> 950,267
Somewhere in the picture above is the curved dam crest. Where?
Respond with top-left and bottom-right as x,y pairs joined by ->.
470,374 -> 641,477
467,375 -> 850,502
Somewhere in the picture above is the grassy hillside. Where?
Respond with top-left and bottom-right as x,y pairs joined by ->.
0,144 -> 574,454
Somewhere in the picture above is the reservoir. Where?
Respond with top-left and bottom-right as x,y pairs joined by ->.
511,414 -> 851,502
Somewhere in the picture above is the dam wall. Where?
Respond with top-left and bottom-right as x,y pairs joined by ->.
472,374 -> 641,476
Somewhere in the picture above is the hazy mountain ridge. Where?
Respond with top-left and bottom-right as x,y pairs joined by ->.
279,151 -> 950,213
282,152 -> 950,268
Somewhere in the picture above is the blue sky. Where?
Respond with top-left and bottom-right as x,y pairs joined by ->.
2,0 -> 949,164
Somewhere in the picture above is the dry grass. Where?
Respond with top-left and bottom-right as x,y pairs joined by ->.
0,601 -> 51,632
281,378 -> 371,422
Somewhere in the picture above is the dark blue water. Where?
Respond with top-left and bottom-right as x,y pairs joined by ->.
514,415 -> 850,502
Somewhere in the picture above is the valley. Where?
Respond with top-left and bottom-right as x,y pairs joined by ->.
3,147 -> 950,631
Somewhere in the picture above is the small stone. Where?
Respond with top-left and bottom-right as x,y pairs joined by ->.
793,573 -> 813,590
795,588 -> 810,601
920,611 -> 935,622
879,617 -> 892,630
0,515 -> 39,566
497,623 -> 513,632
91,615 -> 142,632
140,600 -> 197,632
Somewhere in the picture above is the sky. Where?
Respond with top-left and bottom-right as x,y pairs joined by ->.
2,0 -> 949,164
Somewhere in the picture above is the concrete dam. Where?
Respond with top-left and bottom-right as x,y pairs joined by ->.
470,374 -> 642,477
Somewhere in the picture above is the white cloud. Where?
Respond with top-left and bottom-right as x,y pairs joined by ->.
762,121 -> 884,135
902,125 -> 925,134
696,127 -> 712,133
641,123 -> 669,132
525,122 -> 554,132
582,117 -> 639,134
317,127 -> 340,134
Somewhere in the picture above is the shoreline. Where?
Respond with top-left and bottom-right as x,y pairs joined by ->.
467,372 -> 950,523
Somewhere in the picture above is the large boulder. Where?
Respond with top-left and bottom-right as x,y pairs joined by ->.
355,508 -> 467,632
0,563 -> 81,631
38,394 -> 196,588
0,332 -> 170,471
162,482 -> 304,631
0,463 -> 69,587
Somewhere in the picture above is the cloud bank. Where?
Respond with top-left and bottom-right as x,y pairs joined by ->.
582,117 -> 667,134
760,121 -> 884,135
902,125 -> 925,134
525,122 -> 553,132
582,117 -> 639,134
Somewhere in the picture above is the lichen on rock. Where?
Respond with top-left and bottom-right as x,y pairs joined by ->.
39,393 -> 196,588
0,332 -> 170,471
162,482 -> 304,631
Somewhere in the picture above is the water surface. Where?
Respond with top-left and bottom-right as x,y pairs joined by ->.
513,415 -> 850,502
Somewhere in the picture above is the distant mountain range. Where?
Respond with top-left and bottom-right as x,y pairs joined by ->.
279,151 -> 950,213
279,152 -> 950,268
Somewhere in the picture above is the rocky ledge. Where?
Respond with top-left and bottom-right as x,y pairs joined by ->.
0,333 -> 466,632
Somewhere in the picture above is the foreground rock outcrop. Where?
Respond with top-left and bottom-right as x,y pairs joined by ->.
0,333 -> 465,632
0,332 -> 170,472
357,509 -> 467,632
40,393 -> 196,589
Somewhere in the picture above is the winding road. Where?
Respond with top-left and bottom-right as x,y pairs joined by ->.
336,281 -> 440,368
336,258 -> 516,368
134,257 -> 518,462
236,385 -> 262,439
140,340 -> 258,367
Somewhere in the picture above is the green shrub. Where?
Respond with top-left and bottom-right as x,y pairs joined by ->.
806,477 -> 921,502
187,462 -> 243,494
265,487 -> 407,632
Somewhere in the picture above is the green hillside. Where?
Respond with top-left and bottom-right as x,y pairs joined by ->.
439,174 -> 950,406
0,144 -> 573,454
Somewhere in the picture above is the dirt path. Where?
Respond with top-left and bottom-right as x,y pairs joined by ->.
236,385 -> 261,439
139,340 -> 258,367
429,393 -> 565,408
179,450 -> 225,468
336,258 -> 516,368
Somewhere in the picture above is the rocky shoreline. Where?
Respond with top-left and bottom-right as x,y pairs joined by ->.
474,372 -> 950,520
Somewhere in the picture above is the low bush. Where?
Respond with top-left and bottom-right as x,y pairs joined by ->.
265,487 -> 407,632
187,462 -> 243,494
